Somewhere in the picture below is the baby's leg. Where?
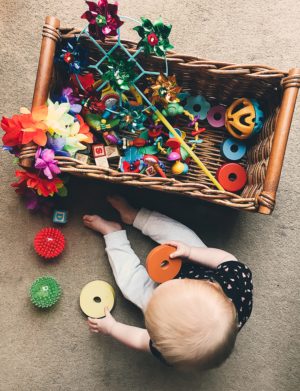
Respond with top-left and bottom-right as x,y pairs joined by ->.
134,209 -> 206,247
83,215 -> 156,311
107,195 -> 205,248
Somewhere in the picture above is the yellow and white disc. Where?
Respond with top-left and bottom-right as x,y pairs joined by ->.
80,280 -> 115,318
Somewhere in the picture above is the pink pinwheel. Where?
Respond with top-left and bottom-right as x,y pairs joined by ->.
81,1 -> 123,41
34,148 -> 61,180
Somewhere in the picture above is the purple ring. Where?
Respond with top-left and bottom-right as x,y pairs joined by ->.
207,105 -> 226,128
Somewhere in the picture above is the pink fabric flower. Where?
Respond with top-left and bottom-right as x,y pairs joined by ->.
35,148 -> 61,180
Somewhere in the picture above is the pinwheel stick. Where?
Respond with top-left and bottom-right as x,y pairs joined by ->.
154,110 -> 224,191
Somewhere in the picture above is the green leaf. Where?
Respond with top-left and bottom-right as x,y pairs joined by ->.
139,145 -> 159,155
180,146 -> 189,161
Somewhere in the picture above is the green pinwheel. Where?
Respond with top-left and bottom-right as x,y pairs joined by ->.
118,103 -> 147,133
103,56 -> 136,91
133,17 -> 174,57
30,276 -> 61,309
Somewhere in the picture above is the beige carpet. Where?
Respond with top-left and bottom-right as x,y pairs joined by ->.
0,1 -> 299,390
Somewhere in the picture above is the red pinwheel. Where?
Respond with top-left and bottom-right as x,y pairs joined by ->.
81,1 -> 124,41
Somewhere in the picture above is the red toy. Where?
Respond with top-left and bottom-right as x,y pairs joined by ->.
216,163 -> 247,192
34,227 -> 65,259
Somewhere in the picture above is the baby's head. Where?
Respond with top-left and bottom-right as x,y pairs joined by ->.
145,279 -> 238,370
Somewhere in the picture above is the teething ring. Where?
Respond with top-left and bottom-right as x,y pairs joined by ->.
146,245 -> 182,283
216,163 -> 247,192
80,280 -> 115,318
207,105 -> 226,128
221,138 -> 247,161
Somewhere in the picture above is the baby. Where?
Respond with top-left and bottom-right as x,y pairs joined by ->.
83,196 -> 253,370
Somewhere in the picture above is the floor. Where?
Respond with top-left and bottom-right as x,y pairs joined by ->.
0,1 -> 299,390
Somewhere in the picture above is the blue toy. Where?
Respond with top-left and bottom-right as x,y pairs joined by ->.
184,95 -> 211,120
251,99 -> 264,135
221,138 -> 247,161
53,210 -> 68,224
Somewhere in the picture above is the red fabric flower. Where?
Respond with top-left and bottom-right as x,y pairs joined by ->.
1,115 -> 23,147
70,73 -> 95,93
81,0 -> 124,41
12,170 -> 64,197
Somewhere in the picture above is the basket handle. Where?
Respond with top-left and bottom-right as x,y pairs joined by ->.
19,16 -> 60,168
258,68 -> 300,214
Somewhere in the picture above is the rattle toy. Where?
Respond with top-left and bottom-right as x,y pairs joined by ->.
207,105 -> 226,128
30,276 -> 61,308
216,163 -> 247,192
146,244 -> 182,283
80,280 -> 115,318
225,98 -> 264,139
34,227 -> 65,259
184,95 -> 211,119
221,138 -> 247,161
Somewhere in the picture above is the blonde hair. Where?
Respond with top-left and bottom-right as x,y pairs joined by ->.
145,279 -> 238,370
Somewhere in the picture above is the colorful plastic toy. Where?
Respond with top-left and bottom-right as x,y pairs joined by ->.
53,210 -> 68,224
146,245 -> 182,283
216,163 -> 247,192
221,138 -> 247,161
171,160 -> 189,175
144,155 -> 166,177
30,276 -> 61,308
34,227 -> 65,259
225,98 -> 264,139
207,105 -> 226,128
184,95 -> 211,120
80,280 -> 115,318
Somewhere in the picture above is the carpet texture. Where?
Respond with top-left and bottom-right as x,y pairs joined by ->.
0,1 -> 299,390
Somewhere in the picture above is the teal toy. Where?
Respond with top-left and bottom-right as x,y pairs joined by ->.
221,138 -> 247,161
30,276 -> 61,309
53,210 -> 68,224
251,99 -> 264,134
162,102 -> 184,117
184,95 -> 211,120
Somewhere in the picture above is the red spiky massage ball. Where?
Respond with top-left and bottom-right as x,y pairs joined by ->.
34,227 -> 65,259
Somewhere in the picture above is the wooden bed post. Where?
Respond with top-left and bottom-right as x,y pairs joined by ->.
19,16 -> 60,168
258,68 -> 300,214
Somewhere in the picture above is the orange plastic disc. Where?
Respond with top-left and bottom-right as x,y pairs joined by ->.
146,245 -> 182,283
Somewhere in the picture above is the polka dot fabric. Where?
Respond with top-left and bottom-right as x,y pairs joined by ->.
176,260 -> 253,330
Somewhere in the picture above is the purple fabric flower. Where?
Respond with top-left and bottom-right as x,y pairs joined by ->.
24,189 -> 53,214
62,87 -> 82,114
35,147 -> 61,180
47,135 -> 70,157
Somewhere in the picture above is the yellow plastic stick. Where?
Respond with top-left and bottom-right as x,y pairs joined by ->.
154,109 -> 224,191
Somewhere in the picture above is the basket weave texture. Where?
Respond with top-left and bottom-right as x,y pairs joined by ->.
19,23 -> 300,214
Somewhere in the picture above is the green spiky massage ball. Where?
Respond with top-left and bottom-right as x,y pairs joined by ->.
30,276 -> 61,309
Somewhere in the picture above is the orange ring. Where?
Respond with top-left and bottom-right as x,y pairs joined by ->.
146,245 -> 182,283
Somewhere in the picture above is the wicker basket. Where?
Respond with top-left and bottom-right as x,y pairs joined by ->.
19,16 -> 300,215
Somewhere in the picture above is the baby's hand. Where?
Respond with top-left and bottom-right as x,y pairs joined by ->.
87,307 -> 116,336
165,241 -> 191,259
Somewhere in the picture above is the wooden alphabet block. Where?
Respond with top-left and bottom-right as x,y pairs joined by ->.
105,145 -> 120,160
145,166 -> 157,177
92,144 -> 106,158
75,153 -> 90,164
95,156 -> 109,169
53,210 -> 68,224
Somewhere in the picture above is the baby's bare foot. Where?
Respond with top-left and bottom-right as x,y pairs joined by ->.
83,215 -> 121,235
107,195 -> 138,225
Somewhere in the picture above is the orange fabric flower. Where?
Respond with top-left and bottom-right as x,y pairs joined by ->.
1,106 -> 48,147
76,114 -> 93,143
19,106 -> 48,146
12,170 -> 64,197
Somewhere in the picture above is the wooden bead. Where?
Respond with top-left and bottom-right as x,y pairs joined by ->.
146,245 -> 182,283
216,163 -> 247,192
